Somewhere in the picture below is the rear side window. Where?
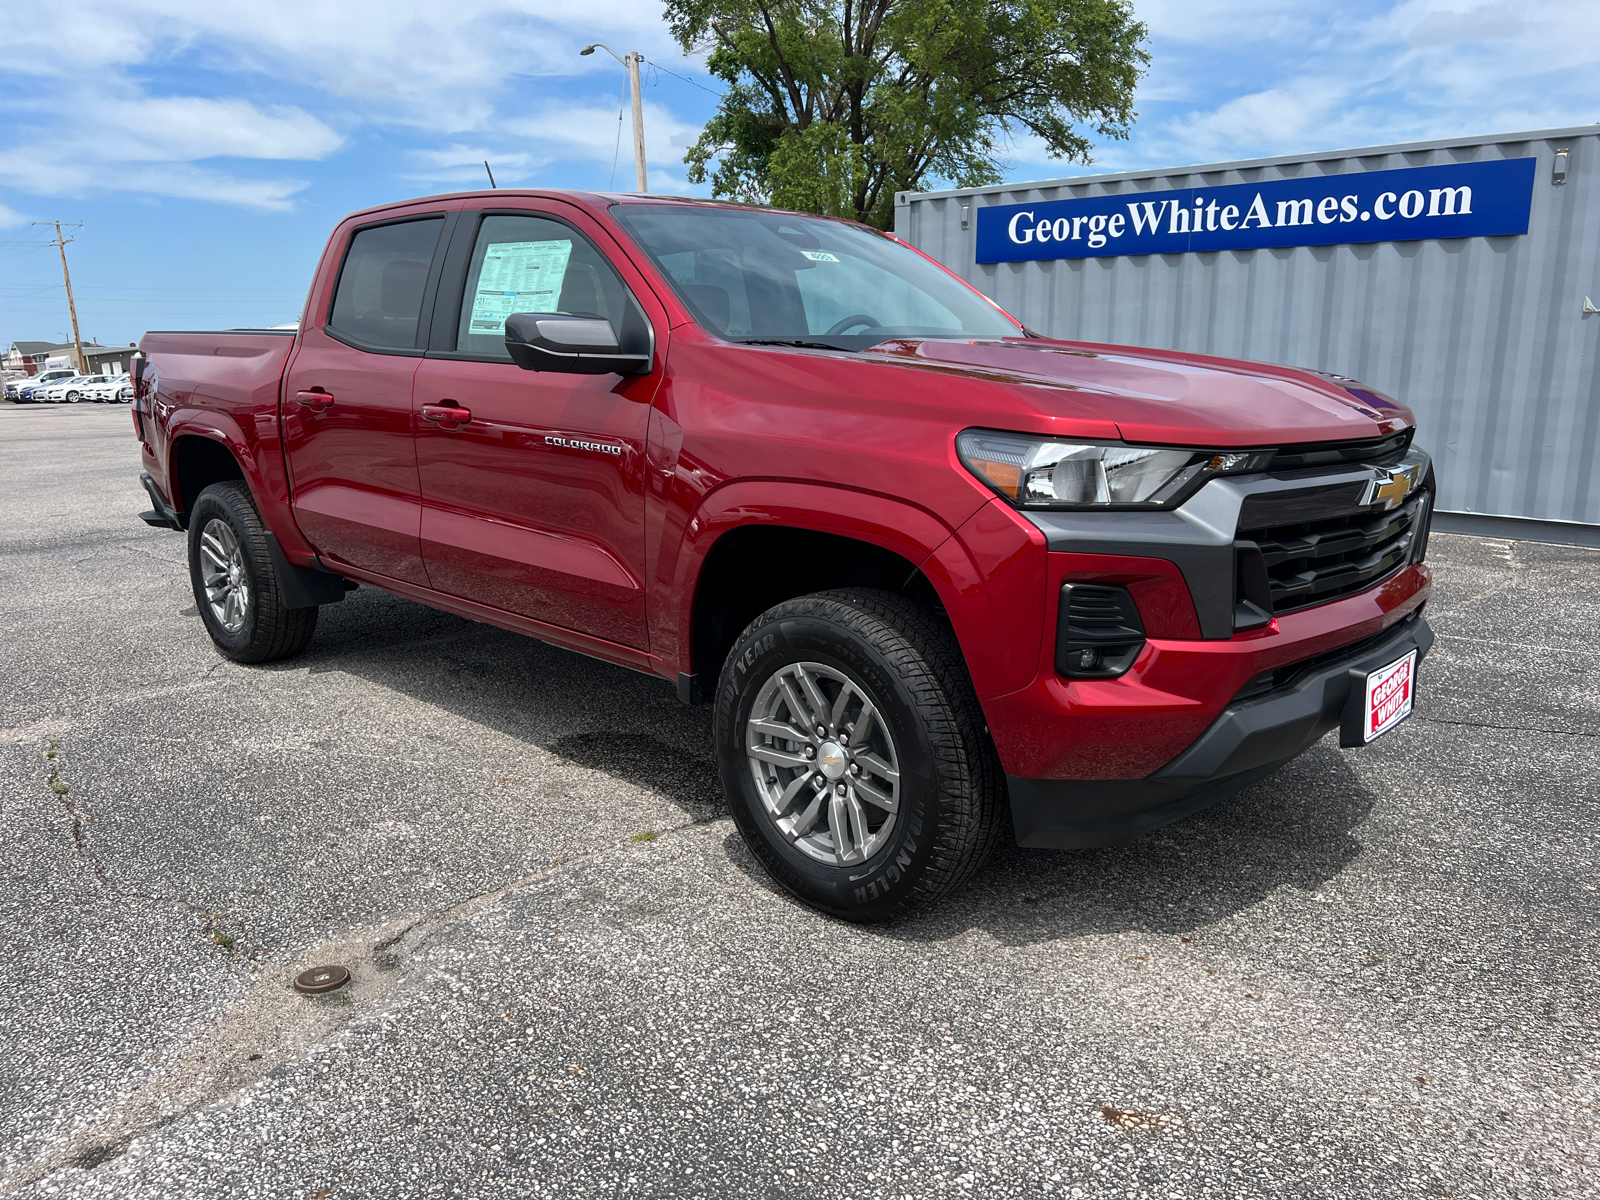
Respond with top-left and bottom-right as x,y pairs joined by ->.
453,214 -> 629,360
328,218 -> 444,349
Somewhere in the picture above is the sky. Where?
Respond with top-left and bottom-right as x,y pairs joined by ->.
1,0 -> 1595,347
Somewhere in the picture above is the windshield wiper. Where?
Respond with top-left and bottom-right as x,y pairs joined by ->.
738,338 -> 854,351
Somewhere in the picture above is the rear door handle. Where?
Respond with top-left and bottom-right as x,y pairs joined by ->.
421,403 -> 472,428
295,390 -> 334,411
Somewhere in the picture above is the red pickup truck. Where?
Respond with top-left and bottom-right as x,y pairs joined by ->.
132,190 -> 1434,919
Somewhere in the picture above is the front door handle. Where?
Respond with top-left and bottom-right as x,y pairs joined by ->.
295,390 -> 334,411
421,403 -> 472,429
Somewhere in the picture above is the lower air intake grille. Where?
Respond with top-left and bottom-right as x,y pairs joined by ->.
1237,490 -> 1425,615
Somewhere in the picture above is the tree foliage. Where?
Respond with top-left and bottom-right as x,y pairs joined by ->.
668,0 -> 1149,228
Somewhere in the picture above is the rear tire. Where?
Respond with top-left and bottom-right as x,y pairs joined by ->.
187,481 -> 317,663
715,589 -> 1006,922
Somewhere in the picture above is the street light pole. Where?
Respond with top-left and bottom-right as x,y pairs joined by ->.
581,43 -> 647,192
34,221 -> 85,372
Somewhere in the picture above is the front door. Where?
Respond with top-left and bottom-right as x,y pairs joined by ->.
412,206 -> 659,648
282,213 -> 448,585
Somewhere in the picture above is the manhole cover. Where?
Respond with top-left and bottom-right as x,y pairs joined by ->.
294,965 -> 350,994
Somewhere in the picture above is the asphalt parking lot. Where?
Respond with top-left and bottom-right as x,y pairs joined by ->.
1,402 -> 1597,1199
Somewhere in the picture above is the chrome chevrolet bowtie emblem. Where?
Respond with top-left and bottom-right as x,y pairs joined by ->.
1361,463 -> 1421,510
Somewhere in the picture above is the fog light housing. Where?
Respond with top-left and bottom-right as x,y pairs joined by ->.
1056,584 -> 1146,679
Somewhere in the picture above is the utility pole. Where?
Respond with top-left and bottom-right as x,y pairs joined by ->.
581,43 -> 648,192
34,221 -> 85,372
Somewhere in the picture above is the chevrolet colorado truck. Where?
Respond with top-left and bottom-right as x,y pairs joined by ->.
132,191 -> 1434,920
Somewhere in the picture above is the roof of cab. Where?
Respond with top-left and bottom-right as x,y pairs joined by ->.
335,189 -> 805,226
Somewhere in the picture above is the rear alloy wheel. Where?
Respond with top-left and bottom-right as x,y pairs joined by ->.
187,481 -> 318,663
716,589 -> 1006,921
65,391 -> 81,403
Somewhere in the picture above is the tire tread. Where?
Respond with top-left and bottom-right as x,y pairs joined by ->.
190,481 -> 317,663
721,588 -> 1006,920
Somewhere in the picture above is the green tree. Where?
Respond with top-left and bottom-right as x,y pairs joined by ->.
668,0 -> 1149,228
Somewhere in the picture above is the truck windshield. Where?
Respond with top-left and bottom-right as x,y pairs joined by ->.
611,204 -> 1022,349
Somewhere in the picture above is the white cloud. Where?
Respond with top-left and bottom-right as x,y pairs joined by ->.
0,1 -> 713,211
505,99 -> 700,169
1405,1 -> 1526,46
0,204 -> 27,227
403,145 -> 542,185
2,91 -> 337,209
3,1 -> 689,130
90,97 -> 343,161
1005,0 -> 1600,179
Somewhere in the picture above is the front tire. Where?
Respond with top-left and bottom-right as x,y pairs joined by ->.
716,589 -> 1005,922
187,481 -> 317,663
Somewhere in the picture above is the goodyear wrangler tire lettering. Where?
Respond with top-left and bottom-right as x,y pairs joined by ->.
715,589 -> 1005,922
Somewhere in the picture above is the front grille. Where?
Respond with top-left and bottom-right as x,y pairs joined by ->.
1237,489 -> 1424,615
1267,429 -> 1412,472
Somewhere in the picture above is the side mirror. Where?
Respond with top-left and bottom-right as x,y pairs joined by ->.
504,302 -> 653,375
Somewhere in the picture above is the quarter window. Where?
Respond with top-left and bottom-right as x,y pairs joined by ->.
454,215 -> 629,359
328,218 -> 444,349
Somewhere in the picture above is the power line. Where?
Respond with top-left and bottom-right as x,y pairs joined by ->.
641,57 -> 724,97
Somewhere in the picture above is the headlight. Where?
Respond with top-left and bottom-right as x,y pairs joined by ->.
956,429 -> 1273,509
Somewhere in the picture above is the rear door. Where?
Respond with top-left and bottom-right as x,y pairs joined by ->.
411,202 -> 664,648
282,209 -> 454,584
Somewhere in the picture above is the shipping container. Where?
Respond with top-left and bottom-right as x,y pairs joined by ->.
896,126 -> 1600,542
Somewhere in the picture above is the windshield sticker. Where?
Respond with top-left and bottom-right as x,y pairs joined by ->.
800,250 -> 840,262
468,240 -> 573,335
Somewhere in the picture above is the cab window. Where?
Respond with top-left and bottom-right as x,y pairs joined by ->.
328,217 -> 445,349
454,215 -> 629,360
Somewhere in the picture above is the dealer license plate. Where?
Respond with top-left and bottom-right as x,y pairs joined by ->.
1361,650 -> 1417,742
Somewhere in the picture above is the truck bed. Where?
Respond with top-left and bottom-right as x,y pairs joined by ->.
141,329 -> 296,414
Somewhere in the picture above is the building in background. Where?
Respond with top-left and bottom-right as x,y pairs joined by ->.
897,126 -> 1599,544
81,344 -> 138,375
3,342 -> 62,376
3,341 -> 137,377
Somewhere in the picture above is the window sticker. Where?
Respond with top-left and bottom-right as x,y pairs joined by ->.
467,240 -> 574,335
800,250 -> 840,262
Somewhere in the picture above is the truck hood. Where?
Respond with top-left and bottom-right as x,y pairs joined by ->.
864,337 -> 1412,446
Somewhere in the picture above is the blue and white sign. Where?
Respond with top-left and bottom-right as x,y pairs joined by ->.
976,158 -> 1537,262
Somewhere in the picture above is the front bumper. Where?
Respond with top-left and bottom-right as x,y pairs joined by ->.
1009,607 -> 1432,848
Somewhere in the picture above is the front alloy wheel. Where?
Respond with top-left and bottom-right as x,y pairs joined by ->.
716,589 -> 1005,921
746,661 -> 901,866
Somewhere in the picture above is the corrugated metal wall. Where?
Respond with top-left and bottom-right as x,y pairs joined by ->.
896,127 -> 1600,527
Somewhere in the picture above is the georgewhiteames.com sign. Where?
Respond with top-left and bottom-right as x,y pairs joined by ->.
975,158 -> 1537,262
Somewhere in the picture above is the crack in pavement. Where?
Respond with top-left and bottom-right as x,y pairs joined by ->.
42,737 -> 263,959
12,765 -> 727,1194
1414,714 -> 1598,739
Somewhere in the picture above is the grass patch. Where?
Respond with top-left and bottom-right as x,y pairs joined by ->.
627,829 -> 658,844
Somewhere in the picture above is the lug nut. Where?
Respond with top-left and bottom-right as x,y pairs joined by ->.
816,725 -> 827,738
849,762 -> 860,775
813,775 -> 825,790
803,746 -> 815,759
835,783 -> 847,795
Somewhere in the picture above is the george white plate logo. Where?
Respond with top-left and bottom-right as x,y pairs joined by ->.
1364,650 -> 1416,742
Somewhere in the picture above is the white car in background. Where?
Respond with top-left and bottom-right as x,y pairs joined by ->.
85,374 -> 130,402
5,369 -> 75,401
43,375 -> 111,403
